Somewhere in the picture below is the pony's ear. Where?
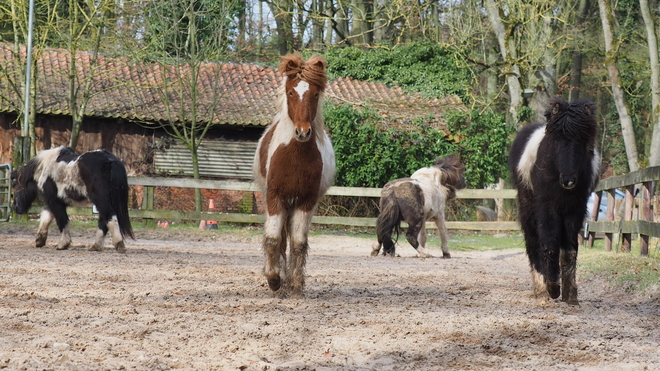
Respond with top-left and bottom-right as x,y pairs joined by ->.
552,102 -> 560,116
279,52 -> 303,75
307,55 -> 327,71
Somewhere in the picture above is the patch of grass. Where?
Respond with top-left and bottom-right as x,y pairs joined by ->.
579,237 -> 660,295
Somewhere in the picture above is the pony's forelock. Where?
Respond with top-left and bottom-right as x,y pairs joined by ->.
545,98 -> 598,145
279,52 -> 328,92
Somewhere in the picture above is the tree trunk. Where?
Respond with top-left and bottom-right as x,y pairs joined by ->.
485,0 -> 523,128
311,0 -> 324,49
640,0 -> 660,167
336,1 -> 349,44
269,0 -> 294,55
324,0 -> 334,45
597,0 -> 639,172
568,0 -> 590,102
351,0 -> 373,45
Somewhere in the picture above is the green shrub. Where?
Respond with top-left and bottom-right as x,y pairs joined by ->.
325,103 -> 512,190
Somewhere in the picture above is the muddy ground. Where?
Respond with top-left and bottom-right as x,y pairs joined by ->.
0,223 -> 659,371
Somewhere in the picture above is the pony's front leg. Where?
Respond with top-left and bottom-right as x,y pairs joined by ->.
263,212 -> 287,292
288,209 -> 314,297
434,212 -> 451,258
538,213 -> 562,299
560,248 -> 579,305
560,219 -> 581,305
35,209 -> 54,248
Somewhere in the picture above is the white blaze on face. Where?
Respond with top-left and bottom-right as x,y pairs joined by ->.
294,80 -> 309,101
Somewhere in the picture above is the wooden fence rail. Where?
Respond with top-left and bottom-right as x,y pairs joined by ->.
124,177 -> 520,231
586,166 -> 660,256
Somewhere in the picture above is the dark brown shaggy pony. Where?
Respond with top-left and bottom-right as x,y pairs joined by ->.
509,98 -> 600,305
371,154 -> 466,258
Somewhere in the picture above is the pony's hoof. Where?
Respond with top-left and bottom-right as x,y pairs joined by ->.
115,242 -> 127,254
371,243 -> 382,256
56,243 -> 70,250
89,245 -> 102,251
267,277 -> 282,291
442,253 -> 451,258
35,236 -> 47,248
565,299 -> 579,306
546,282 -> 560,299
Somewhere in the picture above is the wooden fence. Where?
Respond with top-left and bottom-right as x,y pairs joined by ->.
585,166 -> 660,256
125,177 -> 520,231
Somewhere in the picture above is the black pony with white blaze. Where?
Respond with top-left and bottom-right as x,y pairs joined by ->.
12,146 -> 134,252
509,98 -> 600,305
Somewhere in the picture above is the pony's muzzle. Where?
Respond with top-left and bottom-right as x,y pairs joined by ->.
294,126 -> 312,142
560,174 -> 577,189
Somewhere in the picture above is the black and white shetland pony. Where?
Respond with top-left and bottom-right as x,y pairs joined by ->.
11,146 -> 134,253
509,98 -> 600,305
371,154 -> 466,258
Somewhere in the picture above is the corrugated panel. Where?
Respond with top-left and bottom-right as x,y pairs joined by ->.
154,141 -> 257,179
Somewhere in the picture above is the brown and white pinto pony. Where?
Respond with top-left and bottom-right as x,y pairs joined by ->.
371,154 -> 466,258
253,53 -> 335,296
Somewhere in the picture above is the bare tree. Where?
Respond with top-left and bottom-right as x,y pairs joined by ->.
597,0 -> 639,172
0,0 -> 59,157
59,0 -> 118,150
640,0 -> 660,167
484,0 -> 523,127
135,0 -> 233,211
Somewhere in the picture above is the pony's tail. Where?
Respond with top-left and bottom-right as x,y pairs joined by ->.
376,197 -> 401,255
109,160 -> 134,239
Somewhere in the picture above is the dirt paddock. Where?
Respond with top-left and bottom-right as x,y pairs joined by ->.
1,223 -> 659,371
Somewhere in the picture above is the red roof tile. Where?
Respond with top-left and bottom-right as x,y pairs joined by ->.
0,43 -> 463,127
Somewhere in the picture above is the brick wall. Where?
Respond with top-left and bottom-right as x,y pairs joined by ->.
130,186 -> 265,214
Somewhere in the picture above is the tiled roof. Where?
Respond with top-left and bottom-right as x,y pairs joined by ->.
0,43 -> 463,127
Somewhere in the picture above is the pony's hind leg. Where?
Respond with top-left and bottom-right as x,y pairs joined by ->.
415,222 -> 433,258
287,210 -> 314,297
49,201 -> 72,250
371,241 -> 382,256
404,218 -> 424,258
90,215 -> 109,252
107,215 -> 126,253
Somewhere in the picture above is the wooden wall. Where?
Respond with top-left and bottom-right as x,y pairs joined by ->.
0,113 -> 264,176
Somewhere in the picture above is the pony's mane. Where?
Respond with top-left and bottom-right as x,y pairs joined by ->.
545,98 -> 597,145
13,156 -> 39,188
278,52 -> 328,91
432,154 -> 466,198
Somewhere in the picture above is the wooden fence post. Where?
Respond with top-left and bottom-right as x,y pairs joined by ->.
605,189 -> 615,251
621,184 -> 635,252
640,181 -> 653,256
587,190 -> 602,248
142,186 -> 155,227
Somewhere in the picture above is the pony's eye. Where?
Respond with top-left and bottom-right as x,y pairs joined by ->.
288,92 -> 293,96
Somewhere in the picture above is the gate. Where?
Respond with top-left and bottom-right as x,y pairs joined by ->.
0,164 -> 12,222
